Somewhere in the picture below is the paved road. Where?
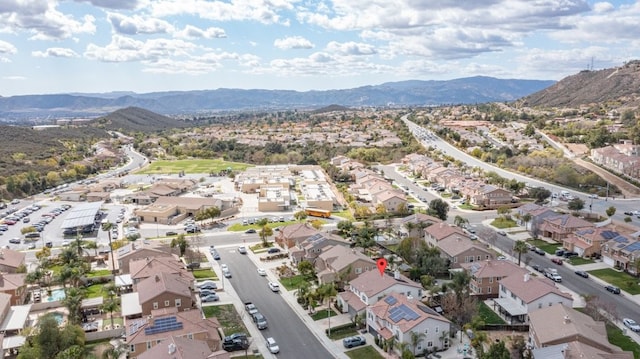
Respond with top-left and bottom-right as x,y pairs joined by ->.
222,251 -> 333,359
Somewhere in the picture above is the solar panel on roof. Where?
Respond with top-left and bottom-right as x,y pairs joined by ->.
601,230 -> 619,240
384,296 -> 397,305
625,242 -> 640,252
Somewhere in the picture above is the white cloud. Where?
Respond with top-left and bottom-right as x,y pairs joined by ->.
325,41 -> 376,56
0,39 -> 17,54
150,0 -> 295,25
175,25 -> 227,39
32,47 -> 79,58
0,1 -> 96,40
515,46 -> 619,77
74,0 -> 147,10
550,2 -> 640,43
84,35 -> 197,62
107,12 -> 173,35
592,2 -> 614,13
3,75 -> 26,80
274,36 -> 314,50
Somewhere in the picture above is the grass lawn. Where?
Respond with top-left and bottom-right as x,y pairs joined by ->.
333,210 -> 354,221
249,242 -> 273,253
568,257 -> 594,265
589,268 -> 640,295
85,283 -> 107,299
527,239 -> 561,254
86,269 -> 112,278
227,222 -> 296,232
607,322 -> 640,358
192,269 -> 218,280
280,275 -> 308,291
203,304 -> 248,336
136,158 -> 252,174
491,218 -> 518,228
101,316 -> 123,330
328,326 -> 359,340
477,301 -> 506,325
345,346 -> 385,359
311,308 -> 337,321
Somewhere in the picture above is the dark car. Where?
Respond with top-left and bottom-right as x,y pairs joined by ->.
605,285 -> 621,294
186,262 -> 201,270
551,258 -> 563,265
343,335 -> 366,348
267,247 -> 281,254
244,229 -> 256,234
534,248 -> 546,256
497,230 -> 507,236
563,251 -> 578,258
555,249 -> 565,256
223,333 -> 249,352
575,270 -> 589,278
531,264 -> 543,273
9,238 -> 21,244
165,231 -> 178,236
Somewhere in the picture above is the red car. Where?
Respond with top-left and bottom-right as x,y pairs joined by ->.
3,219 -> 16,225
551,258 -> 564,265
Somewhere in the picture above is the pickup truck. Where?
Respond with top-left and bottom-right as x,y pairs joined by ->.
244,302 -> 258,316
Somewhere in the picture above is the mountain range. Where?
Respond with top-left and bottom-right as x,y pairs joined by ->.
0,76 -> 554,122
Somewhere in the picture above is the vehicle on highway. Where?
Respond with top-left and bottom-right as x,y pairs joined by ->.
268,282 -> 280,292
624,211 -> 634,216
27,243 -> 36,249
237,246 -> 247,254
343,335 -> 366,348
497,256 -> 507,261
201,293 -> 220,303
606,285 -> 621,294
165,231 -> 177,236
257,268 -> 267,276
623,318 -> 640,332
574,270 -> 589,278
551,258 -> 563,265
266,337 -> 280,354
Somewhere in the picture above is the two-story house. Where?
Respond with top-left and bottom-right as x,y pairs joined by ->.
367,293 -> 451,356
289,232 -> 348,265
137,335 -> 230,359
125,307 -> 221,359
0,248 -> 25,273
115,243 -> 176,274
399,213 -> 441,239
275,223 -> 321,249
136,272 -> 194,316
0,272 -> 27,305
337,270 -> 423,317
436,236 -> 493,268
315,246 -> 376,287
528,304 -> 632,358
493,273 -> 573,324
129,257 -> 194,286
537,214 -> 593,242
563,227 -> 624,258
601,233 -> 640,273
372,190 -> 407,213
424,223 -> 470,247
460,260 -> 528,298
469,184 -> 513,208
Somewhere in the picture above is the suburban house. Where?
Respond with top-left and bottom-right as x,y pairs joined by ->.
601,233 -> 640,273
519,205 -> 558,233
125,307 -> 221,359
115,243 -> 176,274
463,184 -> 513,208
399,213 -> 441,239
337,270 -> 423,317
562,227 -> 624,258
424,223 -> 470,247
528,304 -> 632,358
137,335 -> 230,359
493,273 -> 573,324
129,257 -> 195,286
436,236 -> 493,268
0,248 -> 25,273
136,272 -> 194,315
537,214 -> 593,242
315,246 -> 376,286
591,141 -> 640,180
367,292 -> 451,356
460,260 -> 528,298
289,232 -> 348,265
0,273 -> 27,305
372,189 -> 408,213
276,223 -> 321,249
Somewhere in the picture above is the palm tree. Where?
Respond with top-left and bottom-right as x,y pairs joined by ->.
83,240 -> 98,257
513,240 -> 529,266
522,213 -> 532,230
101,296 -> 119,329
103,221 -> 117,276
63,287 -> 85,325
170,234 -> 189,257
438,330 -> 450,352
410,331 -> 426,356
102,342 -> 127,359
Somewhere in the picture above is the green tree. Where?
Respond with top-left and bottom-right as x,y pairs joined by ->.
63,287 -> 85,326
170,234 -> 189,257
528,187 -> 551,204
410,331 -> 425,356
453,215 -> 469,228
568,197 -> 585,213
297,260 -> 315,280
18,313 -> 86,359
258,219 -> 274,247
482,340 -> 510,359
336,220 -> 355,237
606,206 -> 616,218
102,343 -> 128,359
102,295 -> 119,330
293,210 -> 308,221
513,240 -> 529,266
427,198 -> 449,221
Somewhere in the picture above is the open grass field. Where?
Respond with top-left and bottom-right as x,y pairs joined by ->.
136,159 -> 252,174
589,268 -> 640,295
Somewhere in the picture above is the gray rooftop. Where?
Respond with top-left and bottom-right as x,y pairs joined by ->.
61,201 -> 103,229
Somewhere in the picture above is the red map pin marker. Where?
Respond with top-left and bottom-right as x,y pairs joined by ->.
376,258 -> 388,277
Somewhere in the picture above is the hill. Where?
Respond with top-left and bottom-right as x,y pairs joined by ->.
92,107 -> 191,133
0,76 -> 555,121
523,60 -> 640,107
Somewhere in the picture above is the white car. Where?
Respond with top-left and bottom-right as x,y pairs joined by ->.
266,337 -> 280,354
237,246 -> 247,254
61,240 -> 70,246
257,268 -> 267,276
623,318 -> 640,332
268,282 -> 280,292
220,264 -> 229,271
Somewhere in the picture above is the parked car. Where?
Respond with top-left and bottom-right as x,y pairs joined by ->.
257,268 -> 267,276
266,337 -> 280,354
186,262 -> 201,270
534,248 -> 546,256
624,211 -> 634,216
9,238 -> 21,244
223,333 -> 249,352
201,293 -> 220,302
267,247 -> 281,254
563,251 -> 579,258
244,229 -> 256,234
238,246 -> 247,254
551,258 -> 563,265
343,335 -> 366,348
623,318 -> 640,332
268,282 -> 280,292
165,231 -> 178,236
252,312 -> 268,330
531,264 -> 543,272
605,285 -> 621,294
27,243 -> 36,249
555,249 -> 565,256
223,269 -> 232,278
212,251 -> 221,260
199,289 -> 217,297
497,230 -> 506,236
197,281 -> 218,290
574,270 -> 589,278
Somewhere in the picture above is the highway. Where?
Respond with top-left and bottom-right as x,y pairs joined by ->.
221,250 -> 333,359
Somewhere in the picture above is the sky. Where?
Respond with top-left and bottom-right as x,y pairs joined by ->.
1,0 -> 639,96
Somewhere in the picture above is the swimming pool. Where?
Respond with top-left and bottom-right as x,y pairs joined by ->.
50,311 -> 64,325
46,288 -> 66,302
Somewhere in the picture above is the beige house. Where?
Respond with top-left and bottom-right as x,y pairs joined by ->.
276,223 -> 321,249
399,213 -> 441,239
257,185 -> 292,212
373,189 -> 407,213
289,232 -> 348,265
136,272 -> 194,315
315,246 -> 376,287
135,196 -> 223,225
125,308 -> 221,359
424,223 -> 470,247
0,273 -> 27,306
562,227 -> 618,258
538,214 -> 593,242
115,244 -> 176,274
137,335 -> 230,359
0,249 -> 25,273
529,304 -> 632,358
436,237 -> 493,268
129,257 -> 194,285
460,260 -> 527,298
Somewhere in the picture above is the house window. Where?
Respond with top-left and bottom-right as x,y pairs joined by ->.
153,302 -> 158,309
487,287 -> 492,294
520,299 -> 524,305
355,267 -> 362,274
427,341 -> 433,347
538,303 -> 542,309
549,302 -> 553,306
489,277 -> 493,283
485,255 -> 490,259
147,341 -> 152,349
188,333 -> 193,339
157,340 -> 161,344
175,299 -> 182,307
164,300 -> 170,307
435,327 -> 439,333
477,278 -> 482,284
424,329 -> 428,334
477,255 -> 481,261
130,345 -> 135,352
